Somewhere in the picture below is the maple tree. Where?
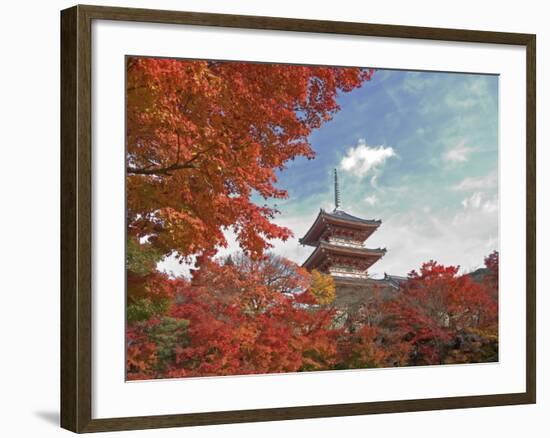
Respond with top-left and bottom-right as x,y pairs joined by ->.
375,258 -> 499,366
127,254 -> 340,379
126,57 -> 373,262
127,253 -> 498,379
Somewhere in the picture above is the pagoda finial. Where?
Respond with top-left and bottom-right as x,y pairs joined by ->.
334,168 -> 341,210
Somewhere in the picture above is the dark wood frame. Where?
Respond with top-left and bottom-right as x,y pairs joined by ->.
61,4 -> 536,433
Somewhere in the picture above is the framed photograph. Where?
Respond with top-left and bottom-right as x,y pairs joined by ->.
60,4 -> 536,433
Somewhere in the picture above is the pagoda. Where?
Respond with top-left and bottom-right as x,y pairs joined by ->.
299,169 -> 386,283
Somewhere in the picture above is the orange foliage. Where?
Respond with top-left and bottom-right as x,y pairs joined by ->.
127,254 -> 499,379
126,57 -> 373,261
127,256 -> 341,379
377,259 -> 498,366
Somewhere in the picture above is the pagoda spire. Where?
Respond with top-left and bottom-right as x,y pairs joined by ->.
334,168 -> 341,210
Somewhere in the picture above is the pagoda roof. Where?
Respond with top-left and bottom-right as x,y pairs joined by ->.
382,273 -> 408,289
383,273 -> 407,282
302,241 -> 386,271
299,208 -> 382,247
325,209 -> 381,225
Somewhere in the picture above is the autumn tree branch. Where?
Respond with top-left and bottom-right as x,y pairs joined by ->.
127,140 -> 251,176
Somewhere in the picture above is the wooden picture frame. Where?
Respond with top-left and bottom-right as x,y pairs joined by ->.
61,4 -> 536,433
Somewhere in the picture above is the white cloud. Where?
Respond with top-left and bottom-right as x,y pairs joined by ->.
461,192 -> 498,213
445,96 -> 477,109
160,197 -> 499,280
157,253 -> 195,279
453,170 -> 498,191
340,139 -> 395,178
443,141 -> 473,163
364,195 -> 378,206
482,197 -> 498,213
262,189 -> 498,277
402,72 -> 435,94
218,216 -> 313,266
366,203 -> 498,276
461,192 -> 483,209
370,175 -> 378,188
157,212 -> 322,278
157,228 -> 242,279
269,215 -> 314,263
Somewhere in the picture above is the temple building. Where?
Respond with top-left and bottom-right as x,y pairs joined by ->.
300,169 -> 386,285
300,169 -> 403,310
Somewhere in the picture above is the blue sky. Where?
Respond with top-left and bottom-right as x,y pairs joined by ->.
161,68 -> 499,278
253,68 -> 499,276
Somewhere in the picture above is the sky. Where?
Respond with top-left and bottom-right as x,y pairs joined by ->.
160,68 -> 499,278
